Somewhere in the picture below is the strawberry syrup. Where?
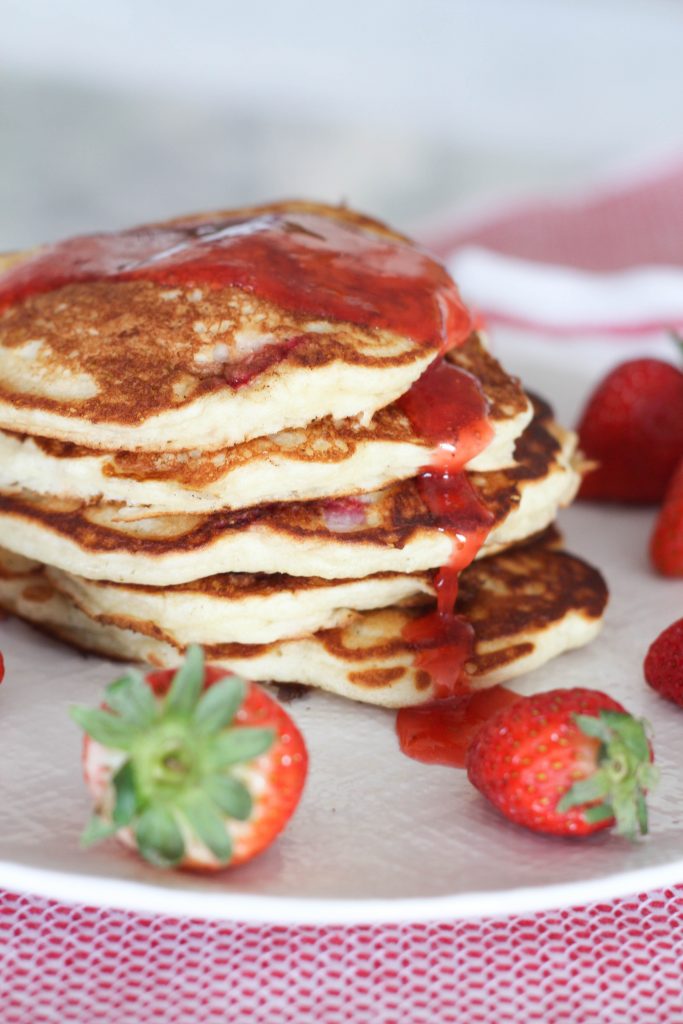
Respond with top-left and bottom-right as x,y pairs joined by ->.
397,359 -> 493,474
396,686 -> 522,767
0,210 -> 471,352
397,359 -> 495,698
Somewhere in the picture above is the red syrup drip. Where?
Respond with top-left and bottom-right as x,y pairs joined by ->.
420,472 -> 495,615
398,359 -> 495,699
396,686 -> 523,768
400,475 -> 493,698
0,211 -> 471,350
397,358 -> 494,474
398,357 -> 494,611
401,611 -> 476,700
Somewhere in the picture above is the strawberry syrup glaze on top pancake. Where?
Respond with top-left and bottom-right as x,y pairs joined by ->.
0,203 -> 470,347
0,203 -> 472,450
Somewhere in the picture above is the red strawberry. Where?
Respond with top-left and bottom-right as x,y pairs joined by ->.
650,457 -> 683,576
466,688 -> 657,838
644,618 -> 683,705
70,646 -> 308,870
577,358 -> 683,503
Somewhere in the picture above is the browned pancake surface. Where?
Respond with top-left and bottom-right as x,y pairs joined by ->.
0,202 -> 446,428
0,395 -> 562,557
5,333 -> 526,488
174,541 -> 609,667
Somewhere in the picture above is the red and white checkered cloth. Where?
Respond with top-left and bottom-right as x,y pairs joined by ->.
2,887 -> 683,1024
435,159 -> 683,337
3,159 -> 683,1024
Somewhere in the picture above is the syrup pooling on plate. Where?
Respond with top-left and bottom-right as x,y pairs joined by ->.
396,686 -> 523,767
0,211 -> 471,351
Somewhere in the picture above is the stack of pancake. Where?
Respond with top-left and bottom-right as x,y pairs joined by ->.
0,202 -> 607,707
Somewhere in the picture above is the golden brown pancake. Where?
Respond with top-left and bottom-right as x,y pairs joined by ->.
0,334 -> 532,514
0,538 -> 608,707
0,202 -> 469,451
0,398 -> 579,584
47,564 -> 434,646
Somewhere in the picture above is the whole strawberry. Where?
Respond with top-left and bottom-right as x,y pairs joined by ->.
466,688 -> 657,838
577,358 -> 683,503
644,618 -> 683,705
650,456 -> 683,576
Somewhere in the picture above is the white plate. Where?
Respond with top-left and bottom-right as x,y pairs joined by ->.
2,331 -> 682,924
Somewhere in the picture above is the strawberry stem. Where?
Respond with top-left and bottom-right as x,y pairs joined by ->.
70,646 -> 275,867
557,710 -> 658,838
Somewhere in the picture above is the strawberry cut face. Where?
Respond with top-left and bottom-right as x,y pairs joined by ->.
72,647 -> 308,871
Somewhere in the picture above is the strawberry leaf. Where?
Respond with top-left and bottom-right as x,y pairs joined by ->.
636,792 -> 649,835
572,709 -> 657,838
194,675 -> 245,736
105,671 -> 157,730
165,645 -> 205,720
207,727 -> 275,769
134,806 -> 185,868
583,803 -> 614,825
611,792 -> 639,839
69,706 -> 136,750
182,791 -> 233,863
112,760 -> 139,827
602,710 -> 651,761
557,771 -> 609,812
81,814 -> 119,848
574,714 -> 613,744
205,774 -> 253,821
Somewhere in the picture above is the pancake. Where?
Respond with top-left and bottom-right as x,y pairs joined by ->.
0,540 -> 607,707
47,565 -> 434,646
0,334 -> 532,515
0,399 -> 579,584
0,202 -> 472,452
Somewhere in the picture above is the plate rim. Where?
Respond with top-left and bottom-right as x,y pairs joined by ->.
3,854 -> 682,924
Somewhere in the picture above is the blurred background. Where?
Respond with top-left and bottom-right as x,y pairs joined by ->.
2,0 -> 683,249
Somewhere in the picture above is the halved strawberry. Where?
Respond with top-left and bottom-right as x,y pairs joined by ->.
70,646 -> 308,870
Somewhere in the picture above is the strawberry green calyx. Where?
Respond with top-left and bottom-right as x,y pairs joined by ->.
557,710 -> 659,839
70,646 -> 275,868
